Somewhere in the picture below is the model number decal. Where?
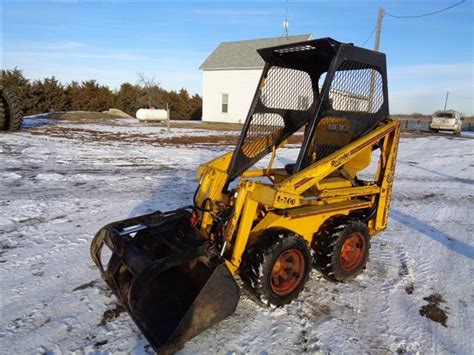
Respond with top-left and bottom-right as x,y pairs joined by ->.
327,123 -> 349,134
277,195 -> 296,205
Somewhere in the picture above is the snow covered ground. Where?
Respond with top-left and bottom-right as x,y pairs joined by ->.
1,118 -> 473,354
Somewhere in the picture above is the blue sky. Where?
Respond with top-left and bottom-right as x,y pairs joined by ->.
2,0 -> 473,114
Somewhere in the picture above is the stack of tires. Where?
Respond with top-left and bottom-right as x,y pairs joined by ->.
0,86 -> 23,131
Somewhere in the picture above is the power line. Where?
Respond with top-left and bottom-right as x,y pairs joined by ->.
361,26 -> 377,47
385,0 -> 465,19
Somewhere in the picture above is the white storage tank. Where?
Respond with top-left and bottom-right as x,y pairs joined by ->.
136,108 -> 169,122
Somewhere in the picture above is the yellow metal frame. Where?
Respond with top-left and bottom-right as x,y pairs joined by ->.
195,119 -> 400,275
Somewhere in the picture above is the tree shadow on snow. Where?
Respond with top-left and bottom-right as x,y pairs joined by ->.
390,208 -> 474,260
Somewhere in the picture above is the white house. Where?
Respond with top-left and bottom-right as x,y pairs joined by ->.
199,34 -> 312,123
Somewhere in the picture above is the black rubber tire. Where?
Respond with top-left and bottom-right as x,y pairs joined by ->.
313,216 -> 370,282
241,231 -> 312,307
0,96 -> 6,131
0,86 -> 23,131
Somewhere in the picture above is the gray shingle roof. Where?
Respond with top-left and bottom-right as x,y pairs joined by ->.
199,34 -> 312,70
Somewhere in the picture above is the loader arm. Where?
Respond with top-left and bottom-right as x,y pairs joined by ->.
279,119 -> 398,196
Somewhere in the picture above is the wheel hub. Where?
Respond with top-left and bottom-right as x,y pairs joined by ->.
340,232 -> 366,272
270,249 -> 305,296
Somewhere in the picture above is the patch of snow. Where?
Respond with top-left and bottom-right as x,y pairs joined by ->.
35,173 -> 65,181
0,121 -> 473,354
1,172 -> 22,180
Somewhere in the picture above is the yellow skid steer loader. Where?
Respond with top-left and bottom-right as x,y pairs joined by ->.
91,37 -> 400,353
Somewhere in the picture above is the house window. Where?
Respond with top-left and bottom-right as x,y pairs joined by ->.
221,93 -> 229,113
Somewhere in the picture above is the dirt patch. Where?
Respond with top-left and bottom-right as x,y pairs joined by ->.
94,339 -> 109,348
99,304 -> 125,326
27,123 -> 305,147
39,318 -> 51,328
48,111 -> 124,121
73,280 -> 97,291
405,285 -> 414,295
0,242 -> 18,258
296,329 -> 310,353
172,120 -> 243,131
294,329 -> 321,353
419,293 -> 448,327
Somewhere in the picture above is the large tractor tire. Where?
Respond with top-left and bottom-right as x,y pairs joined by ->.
0,96 -> 5,131
241,231 -> 312,307
0,86 -> 23,131
313,216 -> 370,282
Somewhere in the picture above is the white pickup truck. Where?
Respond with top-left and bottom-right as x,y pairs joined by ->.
429,110 -> 463,135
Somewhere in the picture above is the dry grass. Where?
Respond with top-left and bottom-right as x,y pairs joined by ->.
47,111 -> 125,121
171,120 -> 243,131
28,123 -> 306,146
34,112 -> 471,145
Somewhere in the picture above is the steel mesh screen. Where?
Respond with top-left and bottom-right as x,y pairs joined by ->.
229,39 -> 389,180
240,66 -> 314,159
261,66 -> 313,111
329,60 -> 383,113
241,113 -> 285,158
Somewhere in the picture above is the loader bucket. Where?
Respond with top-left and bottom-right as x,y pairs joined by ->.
90,209 -> 240,354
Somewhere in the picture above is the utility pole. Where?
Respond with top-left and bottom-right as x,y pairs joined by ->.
282,0 -> 289,37
374,7 -> 385,52
444,91 -> 449,110
368,7 -> 385,112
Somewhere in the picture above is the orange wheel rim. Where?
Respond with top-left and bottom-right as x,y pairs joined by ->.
340,232 -> 366,272
270,249 -> 305,296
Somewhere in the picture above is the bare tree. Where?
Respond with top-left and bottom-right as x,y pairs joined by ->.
137,72 -> 160,108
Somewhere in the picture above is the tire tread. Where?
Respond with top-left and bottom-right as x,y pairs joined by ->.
313,216 -> 370,282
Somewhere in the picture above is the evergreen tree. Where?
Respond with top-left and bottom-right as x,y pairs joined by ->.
65,81 -> 82,111
1,68 -> 202,119
78,80 -> 114,111
115,83 -> 141,115
28,77 -> 66,113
